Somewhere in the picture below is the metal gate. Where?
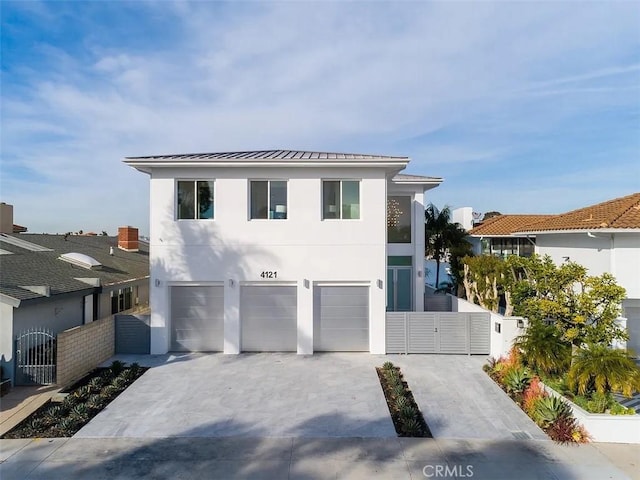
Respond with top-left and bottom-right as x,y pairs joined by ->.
386,312 -> 490,354
15,328 -> 57,385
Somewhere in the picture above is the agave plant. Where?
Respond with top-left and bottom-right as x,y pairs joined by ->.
568,344 -> 640,397
86,394 -> 105,411
61,394 -> 80,410
392,384 -> 406,398
382,361 -> 395,371
503,367 -> 531,395
111,376 -> 128,390
56,417 -> 80,435
71,403 -> 89,419
102,385 -> 119,398
399,404 -> 418,421
532,396 -> 572,429
72,386 -> 91,401
402,418 -> 422,436
394,396 -> 409,410
88,377 -> 105,392
110,360 -> 127,376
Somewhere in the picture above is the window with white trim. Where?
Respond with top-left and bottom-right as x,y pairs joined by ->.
322,180 -> 360,219
177,180 -> 214,219
250,180 -> 287,219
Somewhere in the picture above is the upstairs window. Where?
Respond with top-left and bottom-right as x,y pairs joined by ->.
387,196 -> 412,243
250,180 -> 287,219
177,180 -> 214,219
323,180 -> 360,219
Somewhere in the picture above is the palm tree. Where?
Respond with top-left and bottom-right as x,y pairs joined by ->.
514,320 -> 571,375
568,344 -> 640,397
424,204 -> 471,289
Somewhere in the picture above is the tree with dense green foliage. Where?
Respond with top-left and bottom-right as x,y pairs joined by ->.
506,255 -> 627,350
568,344 -> 640,397
424,204 -> 471,289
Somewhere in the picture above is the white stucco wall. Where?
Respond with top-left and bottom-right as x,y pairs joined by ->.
535,232 -> 639,298
149,166 -> 391,354
0,303 -> 14,382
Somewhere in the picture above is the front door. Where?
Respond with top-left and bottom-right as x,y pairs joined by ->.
387,267 -> 412,311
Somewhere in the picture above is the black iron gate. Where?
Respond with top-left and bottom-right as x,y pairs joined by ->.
15,328 -> 57,385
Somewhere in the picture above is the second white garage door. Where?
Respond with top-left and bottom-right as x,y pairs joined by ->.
314,286 -> 369,352
240,285 -> 297,351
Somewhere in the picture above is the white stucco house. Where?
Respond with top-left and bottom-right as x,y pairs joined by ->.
125,150 -> 442,355
513,192 -> 640,356
466,194 -> 640,354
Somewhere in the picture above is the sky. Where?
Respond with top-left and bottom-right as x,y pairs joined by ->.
1,1 -> 639,236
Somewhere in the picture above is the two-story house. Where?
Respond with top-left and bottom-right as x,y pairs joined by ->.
125,150 -> 442,355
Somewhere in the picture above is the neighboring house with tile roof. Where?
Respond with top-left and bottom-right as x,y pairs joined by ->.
125,149 -> 443,355
513,192 -> 640,356
0,215 -> 149,386
468,193 -> 640,356
467,214 -> 555,258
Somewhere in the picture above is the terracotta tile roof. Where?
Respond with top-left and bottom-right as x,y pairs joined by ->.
517,192 -> 640,232
468,215 -> 555,236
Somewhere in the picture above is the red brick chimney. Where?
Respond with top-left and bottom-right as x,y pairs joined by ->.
118,226 -> 139,252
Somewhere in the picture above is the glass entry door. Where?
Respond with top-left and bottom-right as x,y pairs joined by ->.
387,266 -> 413,311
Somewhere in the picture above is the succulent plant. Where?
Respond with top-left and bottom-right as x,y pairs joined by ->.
111,377 -> 128,390
61,394 -> 79,409
72,386 -> 91,400
392,384 -> 406,397
102,385 -> 119,398
110,360 -> 126,376
88,377 -> 105,392
402,418 -> 422,436
86,394 -> 104,410
400,405 -> 418,420
394,396 -> 409,409
382,361 -> 395,371
71,404 -> 88,418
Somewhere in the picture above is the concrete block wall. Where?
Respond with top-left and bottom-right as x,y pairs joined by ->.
57,316 -> 115,387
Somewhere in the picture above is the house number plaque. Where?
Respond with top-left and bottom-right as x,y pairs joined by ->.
260,271 -> 278,279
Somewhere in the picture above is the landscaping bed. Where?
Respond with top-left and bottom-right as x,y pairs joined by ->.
484,351 -> 591,444
377,362 -> 432,437
1,361 -> 146,439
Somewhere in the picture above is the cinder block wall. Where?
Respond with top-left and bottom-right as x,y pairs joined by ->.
57,316 -> 115,387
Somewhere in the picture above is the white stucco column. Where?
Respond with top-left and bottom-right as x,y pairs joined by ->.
224,281 -> 240,354
297,280 -> 313,354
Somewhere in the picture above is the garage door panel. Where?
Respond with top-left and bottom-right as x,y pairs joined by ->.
315,286 -> 369,352
170,286 -> 223,352
241,286 -> 297,352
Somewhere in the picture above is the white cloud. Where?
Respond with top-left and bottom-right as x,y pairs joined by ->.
2,1 -> 639,234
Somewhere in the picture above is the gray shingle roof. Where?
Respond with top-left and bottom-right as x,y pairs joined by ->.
126,150 -> 409,162
0,234 -> 149,303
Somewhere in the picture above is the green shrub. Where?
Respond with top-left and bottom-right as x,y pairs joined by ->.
382,361 -> 395,371
609,403 -> 636,415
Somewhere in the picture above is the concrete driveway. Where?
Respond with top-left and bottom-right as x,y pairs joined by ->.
76,353 -> 396,438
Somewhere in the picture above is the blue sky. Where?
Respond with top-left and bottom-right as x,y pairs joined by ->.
2,1 -> 639,235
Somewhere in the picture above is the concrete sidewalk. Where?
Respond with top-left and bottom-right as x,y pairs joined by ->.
1,436 -> 637,480
0,386 -> 59,437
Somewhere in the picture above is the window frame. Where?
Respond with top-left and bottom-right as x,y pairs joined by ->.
322,179 -> 361,220
249,179 -> 288,220
175,179 -> 215,221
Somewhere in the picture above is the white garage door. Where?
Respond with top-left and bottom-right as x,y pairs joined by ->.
314,286 -> 369,352
241,285 -> 297,351
170,286 -> 224,352
625,307 -> 640,358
